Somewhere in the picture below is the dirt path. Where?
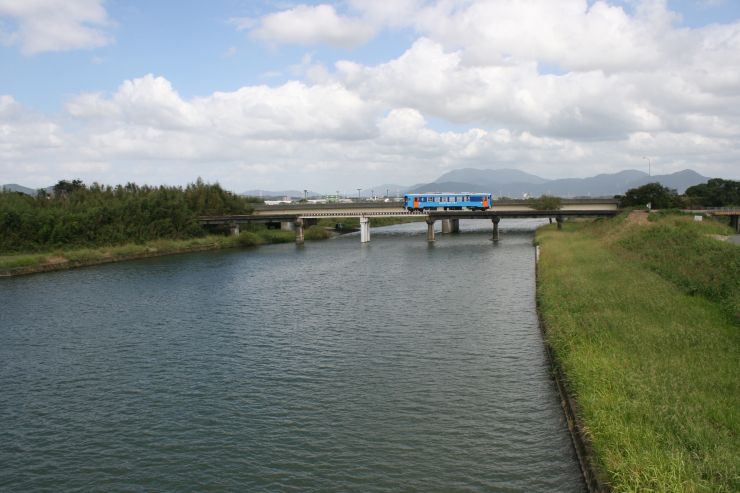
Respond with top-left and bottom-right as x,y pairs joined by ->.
625,210 -> 649,225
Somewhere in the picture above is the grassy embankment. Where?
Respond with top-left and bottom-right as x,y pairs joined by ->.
536,212 -> 739,491
0,227 -> 299,274
0,215 -> 418,275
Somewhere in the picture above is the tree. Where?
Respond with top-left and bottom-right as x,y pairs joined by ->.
53,179 -> 85,197
684,178 -> 740,207
528,195 -> 562,210
620,183 -> 682,209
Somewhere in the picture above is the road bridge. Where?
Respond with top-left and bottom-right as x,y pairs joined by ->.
684,208 -> 740,233
199,198 -> 620,244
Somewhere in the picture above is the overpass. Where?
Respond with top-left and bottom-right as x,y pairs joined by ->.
199,198 -> 621,243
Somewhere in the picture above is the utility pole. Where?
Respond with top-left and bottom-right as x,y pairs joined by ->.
642,156 -> 651,177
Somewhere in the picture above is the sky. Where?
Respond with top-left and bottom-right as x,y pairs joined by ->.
1,0 -> 739,194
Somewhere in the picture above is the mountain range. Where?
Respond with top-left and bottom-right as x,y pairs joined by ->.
1,183 -> 42,195
403,168 -> 709,197
3,168 -> 712,199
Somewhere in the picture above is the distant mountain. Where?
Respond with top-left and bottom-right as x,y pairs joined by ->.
622,169 -> 708,194
1,183 -> 39,195
434,167 -> 548,186
408,168 -> 710,197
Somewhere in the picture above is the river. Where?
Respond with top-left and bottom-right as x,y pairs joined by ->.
0,220 -> 584,492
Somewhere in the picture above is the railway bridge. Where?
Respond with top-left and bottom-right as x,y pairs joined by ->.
199,199 -> 621,243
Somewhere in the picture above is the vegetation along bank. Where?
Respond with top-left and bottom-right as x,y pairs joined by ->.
536,211 -> 738,491
0,178 -> 428,276
0,180 -> 322,276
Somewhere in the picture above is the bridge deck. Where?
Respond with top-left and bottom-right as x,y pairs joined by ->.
199,199 -> 621,225
199,208 -> 619,224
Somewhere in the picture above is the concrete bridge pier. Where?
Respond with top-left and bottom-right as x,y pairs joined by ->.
731,215 -> 739,233
441,219 -> 460,234
230,223 -> 240,236
556,215 -> 564,230
491,217 -> 500,242
426,219 -> 436,242
360,216 -> 370,243
294,218 -> 304,244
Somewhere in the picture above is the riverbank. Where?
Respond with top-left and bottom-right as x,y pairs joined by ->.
0,214 -> 427,277
536,212 -> 739,491
0,229 -> 303,277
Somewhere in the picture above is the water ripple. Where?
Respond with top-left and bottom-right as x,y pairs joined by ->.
1,221 -> 582,491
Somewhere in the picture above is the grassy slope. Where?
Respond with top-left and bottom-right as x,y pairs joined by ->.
0,229 -> 298,272
537,215 -> 739,492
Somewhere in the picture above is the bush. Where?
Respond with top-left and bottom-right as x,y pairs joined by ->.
528,195 -> 562,210
620,183 -> 682,209
237,232 -> 263,247
0,179 -> 255,253
256,230 -> 295,244
304,225 -> 331,240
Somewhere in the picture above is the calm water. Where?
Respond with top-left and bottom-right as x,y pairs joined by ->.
0,220 -> 583,492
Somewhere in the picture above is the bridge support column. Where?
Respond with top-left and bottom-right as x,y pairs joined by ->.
294,218 -> 304,244
731,215 -> 740,234
426,219 -> 436,242
441,219 -> 460,234
360,216 -> 370,243
556,215 -> 564,230
491,216 -> 500,242
229,223 -> 240,236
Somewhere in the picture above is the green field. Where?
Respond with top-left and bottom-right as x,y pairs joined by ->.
536,213 -> 739,492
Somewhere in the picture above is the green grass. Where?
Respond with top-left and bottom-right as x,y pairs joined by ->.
537,215 -> 739,491
304,225 -> 331,240
0,233 -> 287,273
616,216 -> 739,322
0,253 -> 50,269
254,229 -> 295,244
0,222 -> 334,274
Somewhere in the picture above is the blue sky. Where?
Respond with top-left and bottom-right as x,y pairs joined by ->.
1,0 -> 739,192
2,1 -> 415,112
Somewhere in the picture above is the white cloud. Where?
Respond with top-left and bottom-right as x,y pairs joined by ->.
0,95 -> 64,156
0,0 -> 111,55
249,4 -> 375,48
3,1 -> 740,190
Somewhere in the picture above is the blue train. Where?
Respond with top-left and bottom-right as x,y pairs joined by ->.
403,193 -> 492,211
